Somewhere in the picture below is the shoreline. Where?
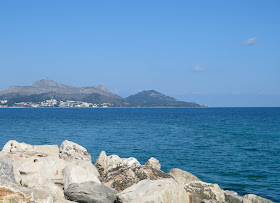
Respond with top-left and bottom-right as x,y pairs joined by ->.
0,140 -> 274,203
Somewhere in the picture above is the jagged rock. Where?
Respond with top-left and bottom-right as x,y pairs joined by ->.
243,194 -> 274,203
59,140 -> 92,162
145,157 -> 161,170
94,151 -> 108,175
169,168 -> 200,186
101,165 -> 172,192
94,151 -> 122,175
116,178 -> 191,203
0,158 -> 16,183
2,140 -> 59,157
14,156 -> 68,187
63,164 -> 101,190
184,181 -> 225,203
107,157 -> 141,172
224,190 -> 242,203
107,155 -> 122,168
0,178 -> 54,203
64,181 -> 118,203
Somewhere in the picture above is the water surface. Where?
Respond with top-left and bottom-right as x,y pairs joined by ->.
0,108 -> 279,202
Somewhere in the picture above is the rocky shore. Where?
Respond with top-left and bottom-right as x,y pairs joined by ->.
0,140 -> 274,203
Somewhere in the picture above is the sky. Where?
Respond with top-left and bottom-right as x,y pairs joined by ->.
0,1 -> 279,107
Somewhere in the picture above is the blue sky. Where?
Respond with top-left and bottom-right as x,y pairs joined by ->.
0,1 -> 279,107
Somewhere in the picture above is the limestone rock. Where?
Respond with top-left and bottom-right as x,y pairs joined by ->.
74,160 -> 100,177
101,165 -> 172,192
169,168 -> 200,186
107,154 -> 122,167
63,164 -> 101,190
185,181 -> 225,203
59,140 -> 92,162
0,178 -> 54,203
243,194 -> 274,203
94,151 -> 108,175
14,156 -> 68,187
200,200 -> 225,203
145,157 -> 161,170
116,178 -> 191,203
107,157 -> 141,172
64,181 -> 118,203
42,180 -> 65,202
224,190 -> 242,203
2,140 -> 59,158
0,158 -> 16,183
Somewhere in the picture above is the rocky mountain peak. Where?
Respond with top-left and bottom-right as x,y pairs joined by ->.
31,78 -> 61,87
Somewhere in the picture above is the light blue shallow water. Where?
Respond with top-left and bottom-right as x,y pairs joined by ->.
0,108 -> 279,202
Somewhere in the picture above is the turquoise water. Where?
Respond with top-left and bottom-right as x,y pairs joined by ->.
0,108 -> 279,202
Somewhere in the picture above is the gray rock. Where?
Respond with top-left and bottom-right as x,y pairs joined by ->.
0,158 -> 16,183
243,194 -> 274,203
169,168 -> 200,186
185,181 -> 225,203
145,157 -> 161,170
63,164 -> 101,190
64,181 -> 117,203
59,140 -> 92,162
224,190 -> 242,203
101,165 -> 172,192
116,178 -> 191,203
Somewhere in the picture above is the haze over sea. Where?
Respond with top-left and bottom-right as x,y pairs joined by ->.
0,107 -> 279,202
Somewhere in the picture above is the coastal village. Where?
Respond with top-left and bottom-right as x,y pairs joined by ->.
0,99 -> 112,108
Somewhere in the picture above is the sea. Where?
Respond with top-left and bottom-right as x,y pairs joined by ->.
0,107 -> 279,202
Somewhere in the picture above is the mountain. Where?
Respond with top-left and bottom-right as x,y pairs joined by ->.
0,78 -> 126,106
126,90 -> 201,107
0,79 -> 202,107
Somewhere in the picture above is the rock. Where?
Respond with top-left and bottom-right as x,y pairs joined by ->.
2,140 -> 59,158
74,160 -> 100,177
0,158 -> 16,183
63,164 -> 101,190
224,190 -> 242,203
0,178 -> 54,203
169,168 -> 200,186
64,181 -> 118,203
0,151 -> 49,162
14,156 -> 68,187
42,180 -> 65,202
107,157 -> 141,172
59,140 -> 92,162
116,178 -> 191,203
185,181 -> 225,203
145,157 -> 161,170
101,165 -> 172,192
94,151 -> 108,175
94,152 -> 122,175
243,194 -> 274,203
107,154 -> 122,166
200,200 -> 225,203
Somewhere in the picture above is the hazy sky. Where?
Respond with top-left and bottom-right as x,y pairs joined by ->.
1,1 -> 279,107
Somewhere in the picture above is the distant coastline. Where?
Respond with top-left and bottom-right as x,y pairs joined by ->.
0,78 -> 204,108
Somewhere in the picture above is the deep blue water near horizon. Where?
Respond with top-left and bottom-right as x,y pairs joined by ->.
0,108 -> 279,202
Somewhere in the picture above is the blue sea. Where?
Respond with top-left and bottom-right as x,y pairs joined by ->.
0,108 -> 279,202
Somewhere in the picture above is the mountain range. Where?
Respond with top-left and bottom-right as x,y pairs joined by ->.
0,78 -> 202,107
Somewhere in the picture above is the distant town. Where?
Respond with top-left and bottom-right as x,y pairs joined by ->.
0,99 -> 113,108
